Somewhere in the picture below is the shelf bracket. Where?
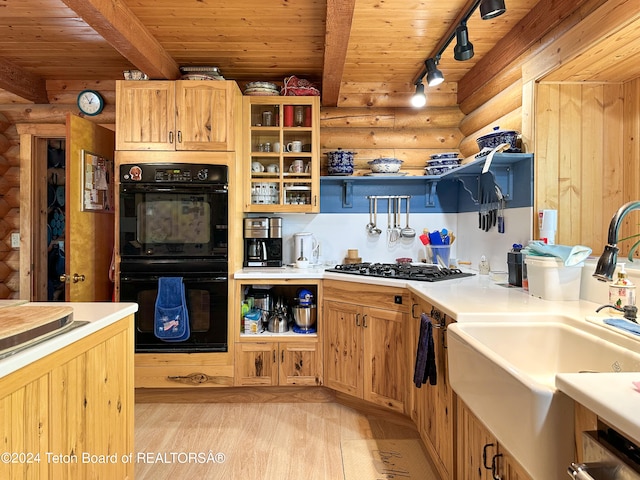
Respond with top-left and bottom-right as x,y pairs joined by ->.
425,181 -> 437,207
456,175 -> 480,204
342,180 -> 353,208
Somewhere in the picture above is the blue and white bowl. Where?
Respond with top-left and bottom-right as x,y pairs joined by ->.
427,158 -> 461,167
476,126 -> 520,151
429,152 -> 460,160
327,149 -> 356,175
368,158 -> 403,173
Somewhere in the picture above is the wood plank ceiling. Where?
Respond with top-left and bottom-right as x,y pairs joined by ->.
0,0 -> 635,108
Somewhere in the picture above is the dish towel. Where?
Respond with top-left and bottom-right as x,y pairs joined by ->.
154,277 -> 190,342
604,318 -> 640,336
522,241 -> 592,266
413,313 -> 437,387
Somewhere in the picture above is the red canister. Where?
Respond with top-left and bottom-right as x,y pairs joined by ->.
304,106 -> 312,127
283,106 -> 294,127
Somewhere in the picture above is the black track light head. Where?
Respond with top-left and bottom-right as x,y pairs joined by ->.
425,58 -> 444,86
480,0 -> 506,20
454,24 -> 474,61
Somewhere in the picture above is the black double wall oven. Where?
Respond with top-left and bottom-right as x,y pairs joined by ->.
119,163 -> 228,353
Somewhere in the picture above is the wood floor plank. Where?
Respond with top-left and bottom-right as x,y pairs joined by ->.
134,400 -> 433,479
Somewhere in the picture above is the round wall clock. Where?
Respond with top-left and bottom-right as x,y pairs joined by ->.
77,90 -> 104,116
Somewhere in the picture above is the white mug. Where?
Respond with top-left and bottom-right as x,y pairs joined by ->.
273,142 -> 281,153
266,164 -> 279,173
251,161 -> 264,172
286,141 -> 303,152
289,159 -> 304,173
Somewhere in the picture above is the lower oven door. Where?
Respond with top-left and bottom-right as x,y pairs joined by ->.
119,274 -> 228,353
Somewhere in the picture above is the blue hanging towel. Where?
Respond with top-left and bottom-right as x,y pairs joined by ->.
154,277 -> 190,342
413,312 -> 437,387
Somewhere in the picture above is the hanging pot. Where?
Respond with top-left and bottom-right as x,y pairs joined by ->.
326,148 -> 356,175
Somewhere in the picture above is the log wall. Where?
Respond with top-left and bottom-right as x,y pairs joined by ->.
319,102 -> 464,176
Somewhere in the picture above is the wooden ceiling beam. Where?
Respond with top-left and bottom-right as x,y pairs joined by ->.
456,0 -> 607,108
0,59 -> 49,104
322,0 -> 356,107
60,0 -> 181,80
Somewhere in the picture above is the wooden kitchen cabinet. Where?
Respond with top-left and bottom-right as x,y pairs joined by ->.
408,293 -> 457,480
457,398 -> 532,480
323,280 -> 408,413
116,80 -> 239,151
0,315 -> 134,480
234,341 -> 322,386
233,279 -> 323,387
243,96 -> 320,212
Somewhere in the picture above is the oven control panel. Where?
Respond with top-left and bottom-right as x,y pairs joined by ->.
120,164 -> 228,184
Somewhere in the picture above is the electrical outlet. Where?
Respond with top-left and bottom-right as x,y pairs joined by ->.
11,232 -> 20,248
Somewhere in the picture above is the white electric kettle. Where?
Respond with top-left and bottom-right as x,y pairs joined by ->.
293,232 -> 319,266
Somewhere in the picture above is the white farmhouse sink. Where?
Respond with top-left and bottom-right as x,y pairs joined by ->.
448,318 -> 640,480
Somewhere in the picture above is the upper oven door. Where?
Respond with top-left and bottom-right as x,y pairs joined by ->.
120,183 -> 228,259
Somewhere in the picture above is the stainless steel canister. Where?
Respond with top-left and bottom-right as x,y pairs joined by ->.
269,217 -> 282,238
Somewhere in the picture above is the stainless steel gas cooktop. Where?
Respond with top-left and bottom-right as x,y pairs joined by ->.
325,262 -> 474,282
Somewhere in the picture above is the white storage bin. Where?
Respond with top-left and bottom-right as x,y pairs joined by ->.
525,256 -> 583,301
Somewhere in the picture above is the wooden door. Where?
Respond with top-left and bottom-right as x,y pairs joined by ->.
362,306 -> 405,413
64,114 -> 115,301
279,342 -> 323,386
323,300 -> 363,397
234,342 -> 278,386
176,81 -> 234,151
115,81 -> 176,150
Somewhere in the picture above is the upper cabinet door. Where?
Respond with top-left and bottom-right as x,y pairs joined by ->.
116,81 -> 176,151
116,80 -> 238,152
176,81 -> 236,151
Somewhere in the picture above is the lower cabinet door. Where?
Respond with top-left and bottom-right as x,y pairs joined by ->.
279,342 -> 323,386
235,341 -> 323,386
362,306 -> 406,413
234,342 -> 278,386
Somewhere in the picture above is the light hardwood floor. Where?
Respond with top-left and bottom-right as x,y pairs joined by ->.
134,398 -> 437,479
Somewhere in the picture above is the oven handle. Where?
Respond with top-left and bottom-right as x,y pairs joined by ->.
121,184 -> 228,194
120,276 -> 228,283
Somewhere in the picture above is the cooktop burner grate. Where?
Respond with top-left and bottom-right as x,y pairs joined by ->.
325,262 -> 474,282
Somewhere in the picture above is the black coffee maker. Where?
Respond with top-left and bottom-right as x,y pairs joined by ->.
244,217 -> 283,267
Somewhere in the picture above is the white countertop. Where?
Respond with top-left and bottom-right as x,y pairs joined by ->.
237,266 -> 640,443
557,372 -> 640,443
0,302 -> 138,379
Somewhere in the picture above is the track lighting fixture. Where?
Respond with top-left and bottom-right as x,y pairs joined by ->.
480,0 -> 506,20
411,0 -> 507,104
454,23 -> 474,61
426,58 -> 444,87
411,81 -> 426,107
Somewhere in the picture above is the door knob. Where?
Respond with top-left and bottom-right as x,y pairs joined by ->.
60,273 -> 86,283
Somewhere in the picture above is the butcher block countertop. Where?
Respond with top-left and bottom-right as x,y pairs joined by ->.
0,302 -> 138,379
0,305 -> 74,353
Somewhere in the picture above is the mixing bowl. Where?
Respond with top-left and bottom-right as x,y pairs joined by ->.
291,305 -> 317,329
368,158 -> 403,173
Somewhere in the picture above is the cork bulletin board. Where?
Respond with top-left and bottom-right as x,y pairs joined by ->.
81,150 -> 114,212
